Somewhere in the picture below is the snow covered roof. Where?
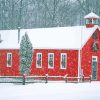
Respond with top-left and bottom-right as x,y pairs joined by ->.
0,25 -> 99,49
84,12 -> 100,19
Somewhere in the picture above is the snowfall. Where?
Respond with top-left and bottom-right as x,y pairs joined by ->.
0,82 -> 100,100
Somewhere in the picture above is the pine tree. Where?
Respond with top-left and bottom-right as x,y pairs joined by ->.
20,33 -> 33,75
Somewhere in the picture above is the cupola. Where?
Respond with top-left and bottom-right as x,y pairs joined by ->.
84,12 -> 100,28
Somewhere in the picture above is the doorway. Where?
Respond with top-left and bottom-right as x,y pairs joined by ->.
92,56 -> 98,80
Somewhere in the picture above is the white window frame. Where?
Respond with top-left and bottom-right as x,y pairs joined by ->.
48,53 -> 54,69
60,53 -> 67,69
7,53 -> 12,67
36,53 -> 42,68
92,56 -> 97,62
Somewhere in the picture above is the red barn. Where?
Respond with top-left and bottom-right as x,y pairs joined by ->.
0,12 -> 100,81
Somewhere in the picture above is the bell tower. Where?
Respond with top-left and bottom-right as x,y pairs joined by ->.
84,12 -> 100,28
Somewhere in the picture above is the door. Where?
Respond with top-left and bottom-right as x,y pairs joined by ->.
92,56 -> 98,80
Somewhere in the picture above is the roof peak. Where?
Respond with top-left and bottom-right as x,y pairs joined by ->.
84,12 -> 100,19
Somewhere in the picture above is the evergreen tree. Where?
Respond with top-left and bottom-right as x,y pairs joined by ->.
20,33 -> 33,75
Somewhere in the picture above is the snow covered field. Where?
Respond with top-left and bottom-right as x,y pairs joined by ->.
0,82 -> 100,100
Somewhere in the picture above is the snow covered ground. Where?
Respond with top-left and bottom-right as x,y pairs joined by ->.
0,82 -> 100,100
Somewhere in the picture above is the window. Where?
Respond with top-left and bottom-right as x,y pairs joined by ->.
60,53 -> 67,69
92,56 -> 97,62
7,53 -> 12,67
36,53 -> 42,68
48,53 -> 54,68
86,19 -> 93,24
93,19 -> 98,24
89,19 -> 92,24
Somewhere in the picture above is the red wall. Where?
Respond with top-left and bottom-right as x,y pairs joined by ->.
0,49 -> 20,76
86,24 -> 95,28
81,28 -> 100,80
0,29 -> 100,81
31,49 -> 78,77
0,49 -> 78,77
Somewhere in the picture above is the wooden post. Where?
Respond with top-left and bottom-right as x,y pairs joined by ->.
45,74 -> 48,83
89,75 -> 92,83
81,76 -> 83,82
64,75 -> 68,83
82,75 -> 84,82
23,74 -> 26,85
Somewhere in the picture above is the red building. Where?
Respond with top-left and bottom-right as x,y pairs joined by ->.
0,12 -> 100,81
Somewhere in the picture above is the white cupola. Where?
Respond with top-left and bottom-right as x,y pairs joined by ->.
84,12 -> 100,28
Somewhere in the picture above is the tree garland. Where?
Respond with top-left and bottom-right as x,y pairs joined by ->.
92,32 -> 99,52
93,32 -> 97,39
92,42 -> 99,52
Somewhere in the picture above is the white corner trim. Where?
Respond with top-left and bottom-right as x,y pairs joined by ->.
78,50 -> 81,81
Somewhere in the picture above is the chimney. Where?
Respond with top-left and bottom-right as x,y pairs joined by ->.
0,34 -> 3,43
18,27 -> 21,43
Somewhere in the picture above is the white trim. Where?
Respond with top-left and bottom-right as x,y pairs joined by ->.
7,53 -> 12,67
0,48 -> 19,50
92,56 -> 97,61
78,50 -> 81,82
33,47 -> 79,50
92,19 -> 94,24
48,53 -> 54,69
36,53 -> 42,68
92,56 -> 98,80
60,53 -> 67,69
85,19 -> 88,24
0,47 -> 79,50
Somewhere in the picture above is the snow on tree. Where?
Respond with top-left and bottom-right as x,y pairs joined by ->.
20,32 -> 33,75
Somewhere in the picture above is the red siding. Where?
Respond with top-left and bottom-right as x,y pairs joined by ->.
81,29 -> 100,80
86,24 -> 95,28
0,28 -> 100,81
0,49 -> 78,77
0,50 -> 20,76
31,49 -> 78,77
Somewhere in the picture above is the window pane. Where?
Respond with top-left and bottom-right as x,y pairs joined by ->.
36,53 -> 42,68
61,53 -> 67,69
48,53 -> 54,68
89,19 -> 92,24
7,53 -> 12,67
